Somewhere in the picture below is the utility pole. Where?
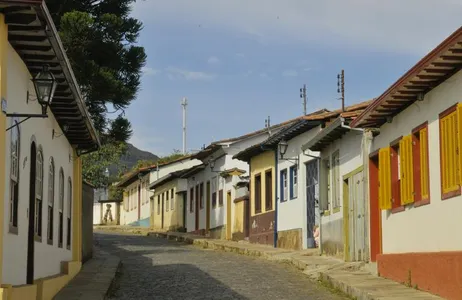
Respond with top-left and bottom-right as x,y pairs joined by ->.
337,70 -> 345,112
300,84 -> 307,115
181,97 -> 188,154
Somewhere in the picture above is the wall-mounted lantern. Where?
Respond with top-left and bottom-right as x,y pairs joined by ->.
278,139 -> 299,166
6,65 -> 57,131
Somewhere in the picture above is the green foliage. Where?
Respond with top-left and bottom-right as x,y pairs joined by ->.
46,0 -> 146,185
132,159 -> 156,170
131,150 -> 189,171
82,142 -> 127,188
46,0 -> 146,135
108,184 -> 123,201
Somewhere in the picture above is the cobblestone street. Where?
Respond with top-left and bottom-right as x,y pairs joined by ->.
96,232 -> 347,300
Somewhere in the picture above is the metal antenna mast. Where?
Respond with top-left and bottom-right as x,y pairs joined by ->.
300,84 -> 307,115
337,70 -> 345,112
181,97 -> 188,154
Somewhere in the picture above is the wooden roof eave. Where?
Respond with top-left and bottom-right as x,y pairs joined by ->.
351,27 -> 462,128
0,1 -> 100,150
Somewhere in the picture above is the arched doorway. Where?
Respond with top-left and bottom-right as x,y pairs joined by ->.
27,141 -> 36,284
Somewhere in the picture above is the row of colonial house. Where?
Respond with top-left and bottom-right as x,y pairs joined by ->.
117,26 -> 462,300
0,1 -> 101,300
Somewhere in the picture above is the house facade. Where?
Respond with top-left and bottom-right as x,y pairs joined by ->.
302,106 -> 373,261
184,146 -> 249,239
350,27 -> 462,300
233,114 -> 327,247
118,156 -> 200,227
0,2 -> 100,299
149,169 -> 193,231
184,122 -> 292,240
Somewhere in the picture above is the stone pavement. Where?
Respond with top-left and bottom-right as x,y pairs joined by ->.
54,246 -> 121,300
97,231 -> 349,300
147,231 -> 443,300
93,226 -> 443,299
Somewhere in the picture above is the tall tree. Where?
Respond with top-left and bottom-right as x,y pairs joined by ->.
46,0 -> 147,185
46,0 -> 146,136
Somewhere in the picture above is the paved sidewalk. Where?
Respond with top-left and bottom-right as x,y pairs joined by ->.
147,231 -> 443,300
54,247 -> 121,300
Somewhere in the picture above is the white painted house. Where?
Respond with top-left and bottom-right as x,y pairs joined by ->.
350,27 -> 462,300
302,104 -> 373,261
0,2 -> 100,299
273,121 -> 324,250
184,123 -> 292,239
118,156 -> 200,227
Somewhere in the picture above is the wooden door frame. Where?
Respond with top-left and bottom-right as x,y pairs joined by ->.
161,195 -> 164,229
342,166 -> 363,262
27,141 -> 37,284
226,191 -> 232,240
206,181 -> 210,232
195,185 -> 199,231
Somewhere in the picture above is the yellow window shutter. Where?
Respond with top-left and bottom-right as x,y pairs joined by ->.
420,128 -> 429,200
458,103 -> 462,186
379,147 -> 392,210
400,135 -> 414,205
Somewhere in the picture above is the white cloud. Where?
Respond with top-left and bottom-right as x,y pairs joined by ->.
141,66 -> 161,76
259,72 -> 270,79
165,66 -> 216,81
282,69 -> 298,77
133,0 -> 462,55
207,56 -> 220,64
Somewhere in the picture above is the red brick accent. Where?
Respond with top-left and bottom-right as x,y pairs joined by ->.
377,251 -> 462,300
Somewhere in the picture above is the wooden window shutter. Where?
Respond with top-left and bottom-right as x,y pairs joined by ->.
420,128 -> 429,200
400,135 -> 414,205
441,110 -> 459,194
458,103 -> 462,186
379,147 -> 392,210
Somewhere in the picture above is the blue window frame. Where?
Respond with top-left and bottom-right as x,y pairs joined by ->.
290,166 -> 298,199
280,169 -> 288,202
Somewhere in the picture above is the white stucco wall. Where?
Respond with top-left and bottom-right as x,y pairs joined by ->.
2,44 -> 74,285
319,130 -> 364,253
186,155 -> 237,232
93,203 -> 103,225
185,143 -> 253,233
121,158 -> 202,226
276,127 -> 321,249
372,69 -> 462,254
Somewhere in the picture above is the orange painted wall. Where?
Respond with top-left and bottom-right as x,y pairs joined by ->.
377,252 -> 462,300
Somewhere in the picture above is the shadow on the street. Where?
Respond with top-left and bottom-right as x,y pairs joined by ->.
95,232 -> 249,300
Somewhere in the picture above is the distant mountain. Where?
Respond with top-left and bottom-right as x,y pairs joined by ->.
108,143 -> 159,175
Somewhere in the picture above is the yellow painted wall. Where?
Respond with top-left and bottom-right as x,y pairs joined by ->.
250,150 -> 275,217
152,180 -> 184,230
72,150 -> 82,263
0,14 -> 7,287
233,201 -> 244,233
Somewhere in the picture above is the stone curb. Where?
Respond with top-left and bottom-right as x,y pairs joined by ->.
104,260 -> 122,300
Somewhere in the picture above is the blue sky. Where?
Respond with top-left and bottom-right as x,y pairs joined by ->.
127,0 -> 462,156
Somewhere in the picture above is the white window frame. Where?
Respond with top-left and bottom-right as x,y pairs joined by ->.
292,167 -> 298,198
9,117 -> 20,232
67,178 -> 72,249
47,158 -> 55,244
332,150 -> 340,210
58,168 -> 64,248
35,149 -> 44,239
281,169 -> 288,201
